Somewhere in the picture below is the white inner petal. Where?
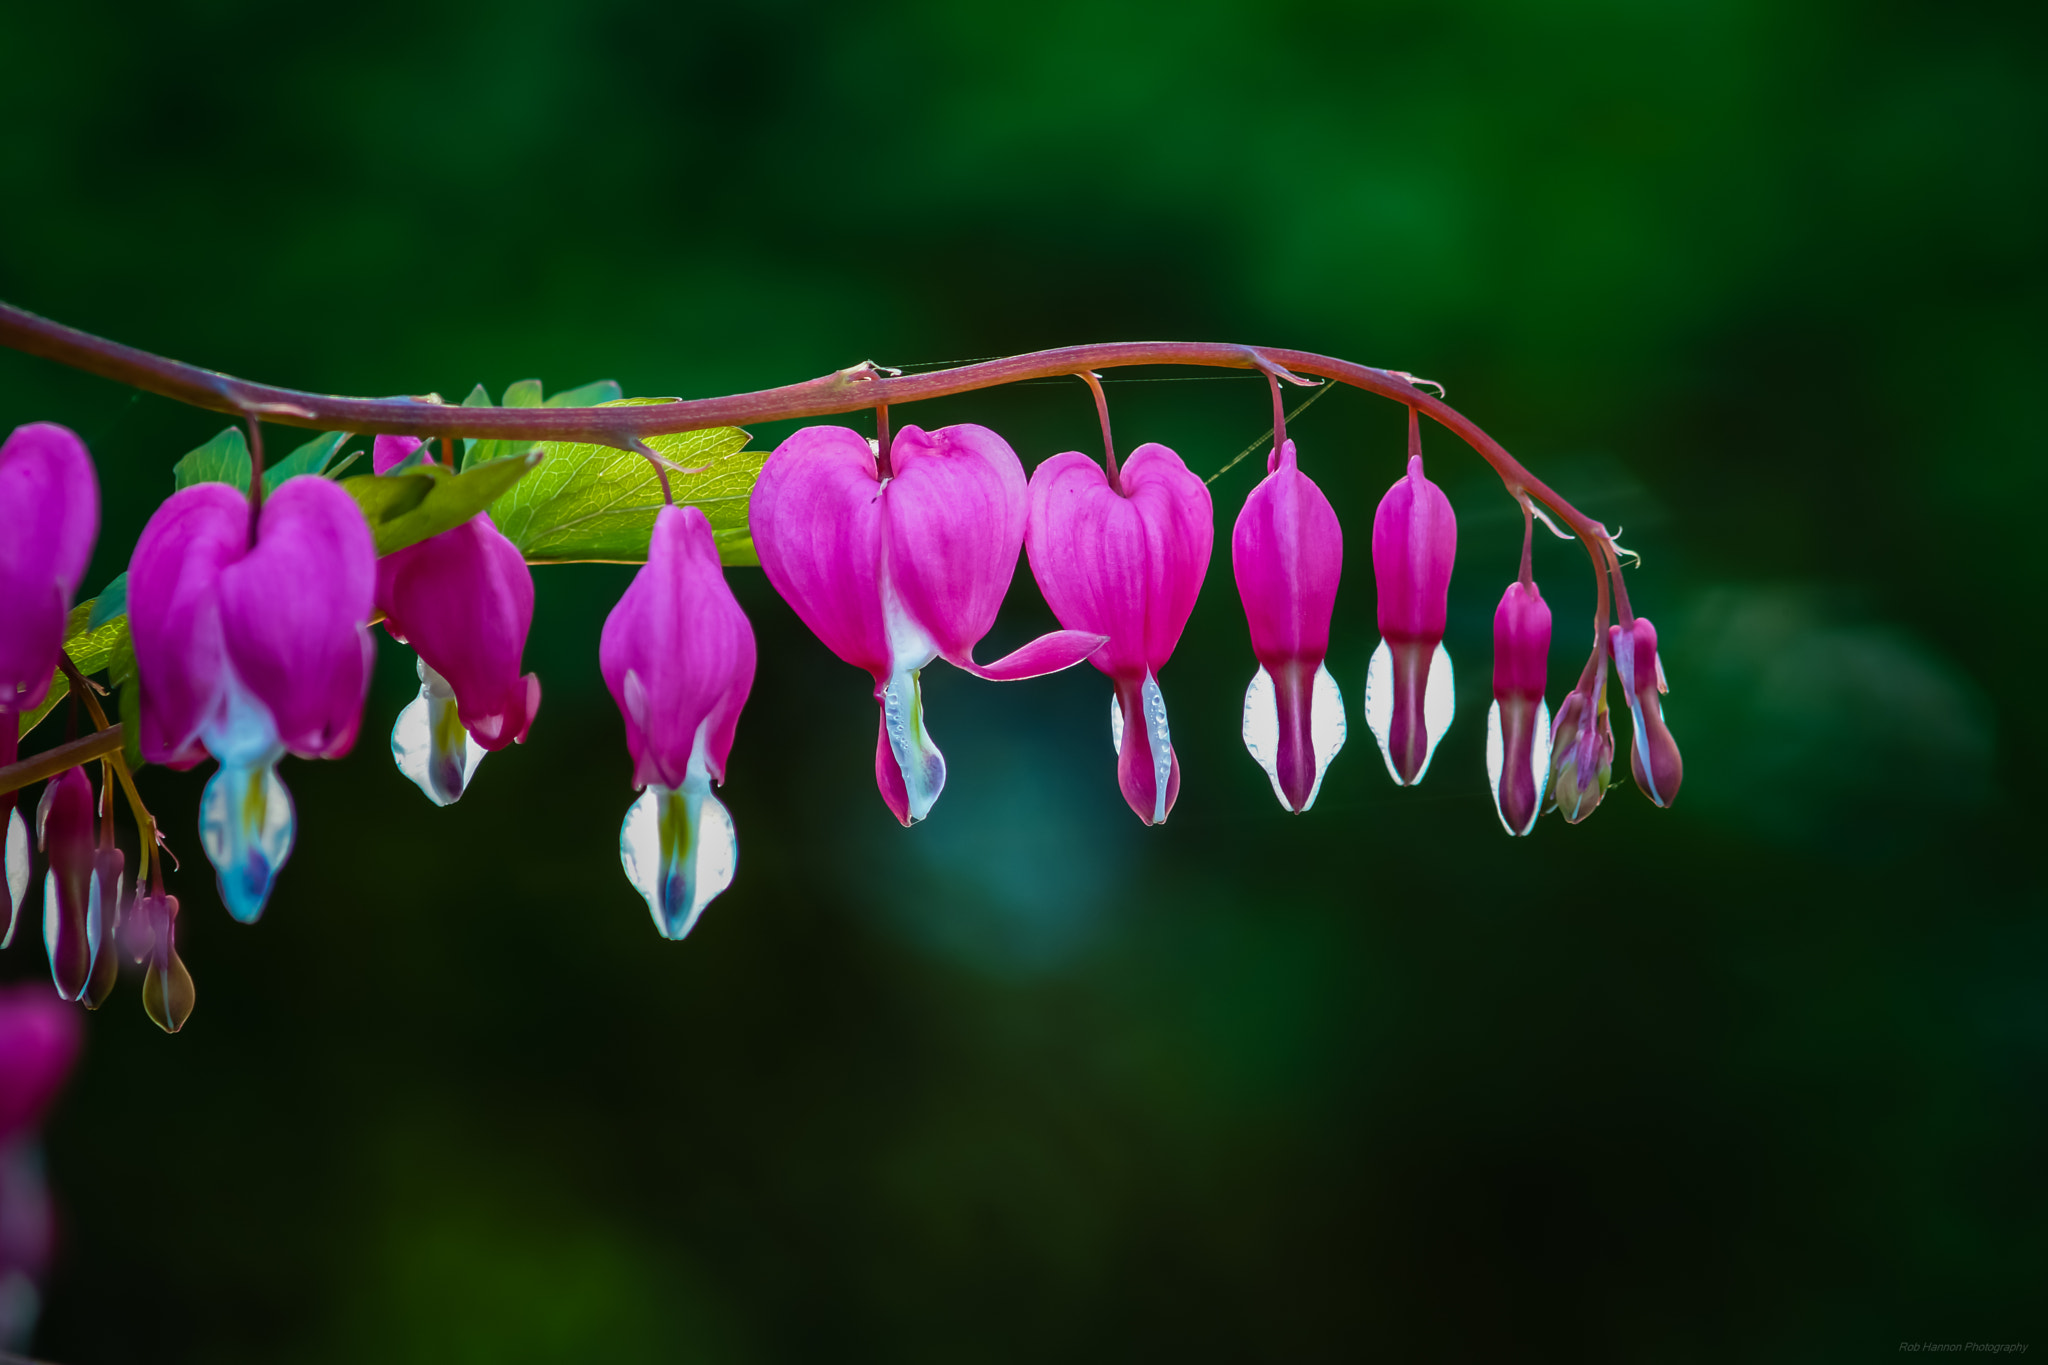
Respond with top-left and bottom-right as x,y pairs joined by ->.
1109,691 -> 1124,754
199,757 -> 296,925
619,742 -> 739,941
391,660 -> 485,807
1363,638 -> 1398,784
3,809 -> 27,948
1241,667 -> 1282,805
1412,642 -> 1455,785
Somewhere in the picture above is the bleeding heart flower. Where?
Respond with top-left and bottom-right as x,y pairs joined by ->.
0,423 -> 98,937
601,504 -> 756,940
128,477 -> 375,922
750,423 -> 1103,825
1610,616 -> 1683,808
1487,580 -> 1552,836
1364,416 -> 1457,786
1232,438 -> 1345,812
373,436 -> 542,807
1027,442 -> 1212,825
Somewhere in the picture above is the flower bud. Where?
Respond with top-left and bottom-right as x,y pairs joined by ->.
1365,450 -> 1457,785
1487,581 -> 1552,836
35,767 -> 95,1001
1232,440 -> 1346,812
1610,617 -> 1683,807
1547,661 -> 1615,824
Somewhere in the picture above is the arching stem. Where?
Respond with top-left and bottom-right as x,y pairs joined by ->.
1075,371 -> 1119,493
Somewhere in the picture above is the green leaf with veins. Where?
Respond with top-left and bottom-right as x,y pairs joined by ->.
462,378 -> 625,471
487,402 -> 760,566
171,427 -> 350,492
341,451 -> 543,558
172,427 -> 250,490
263,430 -> 350,490
19,596 -> 134,739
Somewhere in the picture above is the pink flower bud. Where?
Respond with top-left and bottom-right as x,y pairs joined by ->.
1231,440 -> 1345,812
1610,617 -> 1683,808
1547,663 -> 1615,824
35,767 -> 95,1001
1027,443 -> 1213,825
601,504 -> 756,939
129,477 -> 375,922
1486,581 -> 1552,836
1365,450 -> 1457,785
751,424 -> 1102,826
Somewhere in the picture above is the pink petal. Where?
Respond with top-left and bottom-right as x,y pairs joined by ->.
748,425 -> 889,675
600,504 -> 756,790
379,513 -> 539,750
0,982 -> 81,1145
0,423 -> 99,717
1024,443 -> 1212,683
372,435 -> 426,474
1232,441 -> 1342,668
216,476 -> 377,760
128,484 -> 247,769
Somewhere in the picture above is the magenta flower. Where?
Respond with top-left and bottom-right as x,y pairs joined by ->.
0,982 -> 79,1347
128,477 -> 375,922
0,423 -> 98,933
1364,420 -> 1458,786
1610,617 -> 1683,808
750,423 -> 1103,825
601,504 -> 756,939
1027,442 -> 1213,825
1547,656 -> 1615,824
35,766 -> 96,1001
373,436 -> 542,807
1487,581 -> 1553,836
1231,438 -> 1346,812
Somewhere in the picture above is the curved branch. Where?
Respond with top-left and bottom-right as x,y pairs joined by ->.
0,300 -> 1607,540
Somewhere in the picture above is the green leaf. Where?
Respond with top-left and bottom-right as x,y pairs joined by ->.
173,427 -> 251,491
545,380 -> 624,408
86,573 -> 128,630
263,431 -> 349,491
19,597 -> 134,739
341,450 -> 544,557
489,402 -> 760,566
461,378 -> 626,470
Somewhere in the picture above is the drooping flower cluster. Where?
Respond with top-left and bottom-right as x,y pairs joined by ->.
0,365 -> 1684,1028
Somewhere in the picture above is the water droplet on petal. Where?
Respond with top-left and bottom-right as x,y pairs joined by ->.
880,666 -> 945,824
619,770 -> 737,940
1141,673 -> 1173,824
199,759 -> 296,924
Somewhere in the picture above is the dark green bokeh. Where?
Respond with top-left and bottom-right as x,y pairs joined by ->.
3,1 -> 2043,1358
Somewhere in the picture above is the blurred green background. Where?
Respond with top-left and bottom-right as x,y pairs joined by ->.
3,0 -> 2044,1358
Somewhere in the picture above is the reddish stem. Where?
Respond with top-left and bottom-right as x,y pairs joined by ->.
1075,371 -> 1120,493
